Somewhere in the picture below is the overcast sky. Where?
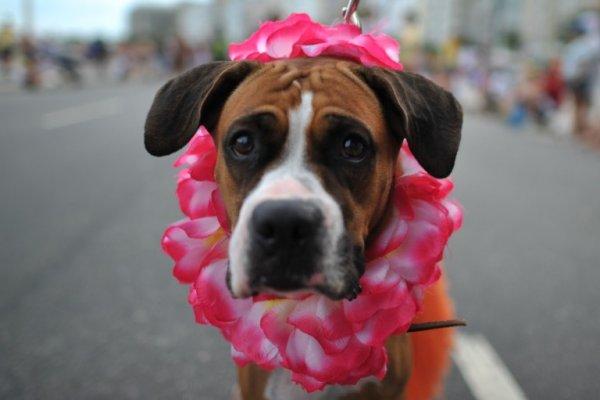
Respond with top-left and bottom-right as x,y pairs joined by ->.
0,0 -> 207,38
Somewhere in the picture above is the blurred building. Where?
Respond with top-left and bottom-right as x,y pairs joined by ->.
130,2 -> 215,43
129,6 -> 176,42
130,0 -> 344,44
129,0 -> 598,54
176,2 -> 216,43
223,0 -> 596,53
520,0 -> 598,55
217,0 -> 340,42
403,0 -> 598,55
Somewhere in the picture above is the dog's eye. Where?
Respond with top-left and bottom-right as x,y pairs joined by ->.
341,135 -> 368,161
230,133 -> 254,157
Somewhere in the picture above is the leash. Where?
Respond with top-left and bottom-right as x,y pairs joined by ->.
408,319 -> 467,333
342,0 -> 362,29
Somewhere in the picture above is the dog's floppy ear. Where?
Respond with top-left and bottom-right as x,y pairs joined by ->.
354,67 -> 462,178
144,61 -> 259,156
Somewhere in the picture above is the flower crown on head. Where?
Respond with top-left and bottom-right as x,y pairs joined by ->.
229,13 -> 403,71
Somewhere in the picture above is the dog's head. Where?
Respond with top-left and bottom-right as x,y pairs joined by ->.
145,58 -> 462,301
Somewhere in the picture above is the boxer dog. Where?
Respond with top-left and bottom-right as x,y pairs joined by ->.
145,58 -> 462,400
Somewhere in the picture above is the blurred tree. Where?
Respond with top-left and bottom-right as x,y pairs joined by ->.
211,29 -> 227,61
499,30 -> 522,50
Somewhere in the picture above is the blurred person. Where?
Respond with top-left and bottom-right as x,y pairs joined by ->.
211,30 -> 228,62
399,11 -> 423,71
0,21 -> 16,79
455,44 -> 488,111
441,37 -> 461,70
113,43 -> 133,81
87,38 -> 110,80
420,44 -> 443,78
153,41 -> 171,75
487,65 -> 517,115
562,12 -> 600,135
589,70 -> 600,146
54,50 -> 81,86
40,40 -> 82,87
133,41 -> 160,81
543,58 -> 566,109
193,42 -> 212,66
508,62 -> 551,127
169,35 -> 192,73
21,35 -> 40,89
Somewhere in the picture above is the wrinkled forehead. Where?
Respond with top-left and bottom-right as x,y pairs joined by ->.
215,59 -> 387,138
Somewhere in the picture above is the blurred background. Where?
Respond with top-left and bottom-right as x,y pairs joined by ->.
1,1 -> 599,399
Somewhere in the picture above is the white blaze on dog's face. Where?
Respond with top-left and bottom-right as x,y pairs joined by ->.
144,58 -> 463,301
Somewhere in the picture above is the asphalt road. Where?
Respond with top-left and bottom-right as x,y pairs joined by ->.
1,83 -> 599,400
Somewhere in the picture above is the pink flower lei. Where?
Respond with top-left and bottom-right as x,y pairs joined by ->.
161,14 -> 462,392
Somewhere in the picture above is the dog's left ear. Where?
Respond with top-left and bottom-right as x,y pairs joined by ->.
354,67 -> 463,178
145,61 -> 259,157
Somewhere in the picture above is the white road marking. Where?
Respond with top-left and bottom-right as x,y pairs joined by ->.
42,97 -> 121,130
453,333 -> 528,400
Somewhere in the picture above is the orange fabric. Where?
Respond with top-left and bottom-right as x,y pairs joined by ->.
405,276 -> 455,400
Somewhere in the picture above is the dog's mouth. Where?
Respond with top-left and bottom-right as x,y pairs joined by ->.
226,199 -> 365,301
226,263 -> 363,301
226,251 -> 364,301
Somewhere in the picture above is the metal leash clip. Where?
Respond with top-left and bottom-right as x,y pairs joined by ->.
342,0 -> 361,29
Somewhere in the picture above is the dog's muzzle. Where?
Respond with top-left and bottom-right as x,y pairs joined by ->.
248,199 -> 324,293
226,196 -> 363,301
226,173 -> 363,301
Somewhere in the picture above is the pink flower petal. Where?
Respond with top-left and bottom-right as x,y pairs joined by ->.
194,261 -> 247,327
229,302 -> 281,369
210,189 -> 230,232
189,151 -> 217,182
174,217 -> 221,238
365,213 -> 408,260
161,220 -> 225,283
287,297 -> 354,355
291,372 -> 327,393
355,298 -> 416,346
174,127 -> 214,168
228,13 -> 403,71
386,224 -> 444,284
343,279 -> 410,324
360,257 -> 403,294
177,179 -> 218,219
265,22 -> 311,58
442,199 -> 464,231
260,301 -> 295,351
285,330 -> 371,384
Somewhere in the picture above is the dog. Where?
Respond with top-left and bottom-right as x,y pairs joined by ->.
145,58 -> 462,400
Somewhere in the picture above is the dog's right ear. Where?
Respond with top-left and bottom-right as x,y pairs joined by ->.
144,61 -> 259,156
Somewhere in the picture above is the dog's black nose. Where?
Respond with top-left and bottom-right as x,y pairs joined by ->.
251,200 -> 323,251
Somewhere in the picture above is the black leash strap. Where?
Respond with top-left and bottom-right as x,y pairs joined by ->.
408,319 -> 467,333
